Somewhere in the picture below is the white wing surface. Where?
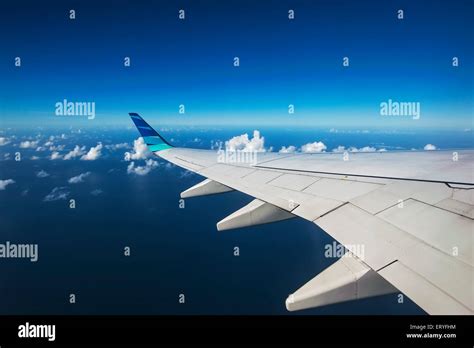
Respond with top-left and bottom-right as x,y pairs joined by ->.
130,113 -> 474,314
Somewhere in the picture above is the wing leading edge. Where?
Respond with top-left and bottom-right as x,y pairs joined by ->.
129,113 -> 474,315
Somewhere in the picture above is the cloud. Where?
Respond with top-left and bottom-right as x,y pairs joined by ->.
0,179 -> 15,190
49,144 -> 65,151
81,143 -> 103,160
0,137 -> 10,146
301,141 -> 327,153
64,145 -> 86,160
329,128 -> 370,134
68,172 -> 91,184
354,146 -> 376,152
90,189 -> 103,196
106,143 -> 130,151
332,146 -> 378,153
19,140 -> 39,148
424,144 -> 437,151
225,130 -> 266,152
44,187 -> 70,202
332,146 -> 346,153
50,152 -> 63,160
179,170 -> 195,179
279,145 -> 297,153
127,159 -> 158,176
124,138 -> 148,161
36,170 -> 50,178
278,143 -> 381,154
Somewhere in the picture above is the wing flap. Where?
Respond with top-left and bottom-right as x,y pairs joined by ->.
378,261 -> 472,315
286,252 -> 397,311
377,199 -> 473,266
316,202 -> 474,314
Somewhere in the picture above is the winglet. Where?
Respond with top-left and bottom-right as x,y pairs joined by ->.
129,113 -> 173,152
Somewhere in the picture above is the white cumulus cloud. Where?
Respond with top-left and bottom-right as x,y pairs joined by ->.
424,144 -> 437,151
225,130 -> 266,152
301,141 -> 327,153
68,172 -> 91,184
279,145 -> 297,153
81,143 -> 103,160
64,145 -> 86,160
50,152 -> 63,160
0,137 -> 10,146
0,179 -> 15,190
332,146 -> 346,153
127,159 -> 158,176
124,138 -> 149,161
19,140 -> 39,149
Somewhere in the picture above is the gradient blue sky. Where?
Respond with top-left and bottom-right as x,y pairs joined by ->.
0,0 -> 472,128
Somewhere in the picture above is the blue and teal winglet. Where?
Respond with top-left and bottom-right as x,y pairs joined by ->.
129,113 -> 173,152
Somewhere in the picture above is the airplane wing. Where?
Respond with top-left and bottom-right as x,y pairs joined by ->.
130,113 -> 474,315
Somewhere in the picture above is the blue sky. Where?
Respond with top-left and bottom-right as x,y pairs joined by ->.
0,0 -> 472,129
